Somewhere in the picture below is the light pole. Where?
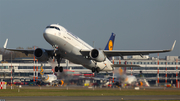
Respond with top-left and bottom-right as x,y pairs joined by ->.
11,52 -> 12,89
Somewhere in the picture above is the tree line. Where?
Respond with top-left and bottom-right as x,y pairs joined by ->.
0,47 -> 34,61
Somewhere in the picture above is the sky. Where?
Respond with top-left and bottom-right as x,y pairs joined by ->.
0,0 -> 179,58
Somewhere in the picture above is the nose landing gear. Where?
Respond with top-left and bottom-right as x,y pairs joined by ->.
54,54 -> 63,72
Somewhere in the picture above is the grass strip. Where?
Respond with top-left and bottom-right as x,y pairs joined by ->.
0,88 -> 180,97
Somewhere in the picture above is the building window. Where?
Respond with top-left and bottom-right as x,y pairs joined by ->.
27,66 -> 33,69
44,66 -> 52,69
0,66 -> 8,69
159,67 -> 165,70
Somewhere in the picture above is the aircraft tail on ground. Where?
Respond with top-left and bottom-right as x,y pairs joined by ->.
104,33 -> 116,50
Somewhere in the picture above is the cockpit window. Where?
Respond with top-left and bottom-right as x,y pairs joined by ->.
46,26 -> 60,31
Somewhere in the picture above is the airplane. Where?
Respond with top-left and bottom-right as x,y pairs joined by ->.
38,66 -> 59,85
116,67 -> 137,85
38,65 -> 81,85
3,24 -> 176,73
101,68 -> 138,87
109,67 -> 150,87
103,67 -> 137,87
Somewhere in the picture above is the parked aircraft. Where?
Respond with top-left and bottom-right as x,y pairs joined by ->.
38,66 -> 59,85
115,67 -> 137,85
3,24 -> 176,73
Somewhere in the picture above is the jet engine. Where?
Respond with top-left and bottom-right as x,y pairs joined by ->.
34,48 -> 49,61
89,49 -> 106,62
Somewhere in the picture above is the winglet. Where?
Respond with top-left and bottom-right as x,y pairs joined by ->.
170,40 -> 176,51
3,39 -> 8,49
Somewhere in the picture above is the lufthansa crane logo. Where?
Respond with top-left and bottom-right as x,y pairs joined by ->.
108,40 -> 113,50
40,66 -> 44,75
45,75 -> 49,81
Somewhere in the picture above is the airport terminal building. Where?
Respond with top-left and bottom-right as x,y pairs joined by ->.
113,55 -> 180,85
0,54 -> 179,86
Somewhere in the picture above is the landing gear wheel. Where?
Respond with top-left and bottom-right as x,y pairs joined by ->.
96,67 -> 100,73
92,67 -> 95,73
59,67 -> 63,72
55,66 -> 58,72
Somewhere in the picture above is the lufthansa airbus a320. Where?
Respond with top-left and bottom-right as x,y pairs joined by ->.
4,24 -> 176,73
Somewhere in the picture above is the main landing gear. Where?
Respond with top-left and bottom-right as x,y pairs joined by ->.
92,67 -> 100,73
52,45 -> 63,73
91,62 -> 100,73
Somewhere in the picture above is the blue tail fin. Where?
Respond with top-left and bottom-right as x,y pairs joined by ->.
104,33 -> 116,50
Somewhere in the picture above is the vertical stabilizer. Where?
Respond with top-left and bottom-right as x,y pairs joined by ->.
40,66 -> 44,77
104,33 -> 116,50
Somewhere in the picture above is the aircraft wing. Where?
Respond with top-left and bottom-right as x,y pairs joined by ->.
104,40 -> 176,57
80,40 -> 176,57
3,39 -> 54,56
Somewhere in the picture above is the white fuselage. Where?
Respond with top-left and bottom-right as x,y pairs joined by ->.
43,24 -> 113,71
123,75 -> 137,84
41,74 -> 57,83
115,74 -> 137,84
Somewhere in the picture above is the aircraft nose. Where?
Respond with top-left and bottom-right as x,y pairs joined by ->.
43,29 -> 54,38
43,29 -> 51,36
43,29 -> 54,42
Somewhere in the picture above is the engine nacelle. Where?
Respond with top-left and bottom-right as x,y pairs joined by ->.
34,48 -> 49,61
89,49 -> 106,62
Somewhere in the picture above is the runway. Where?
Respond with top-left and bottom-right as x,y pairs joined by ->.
1,95 -> 180,101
